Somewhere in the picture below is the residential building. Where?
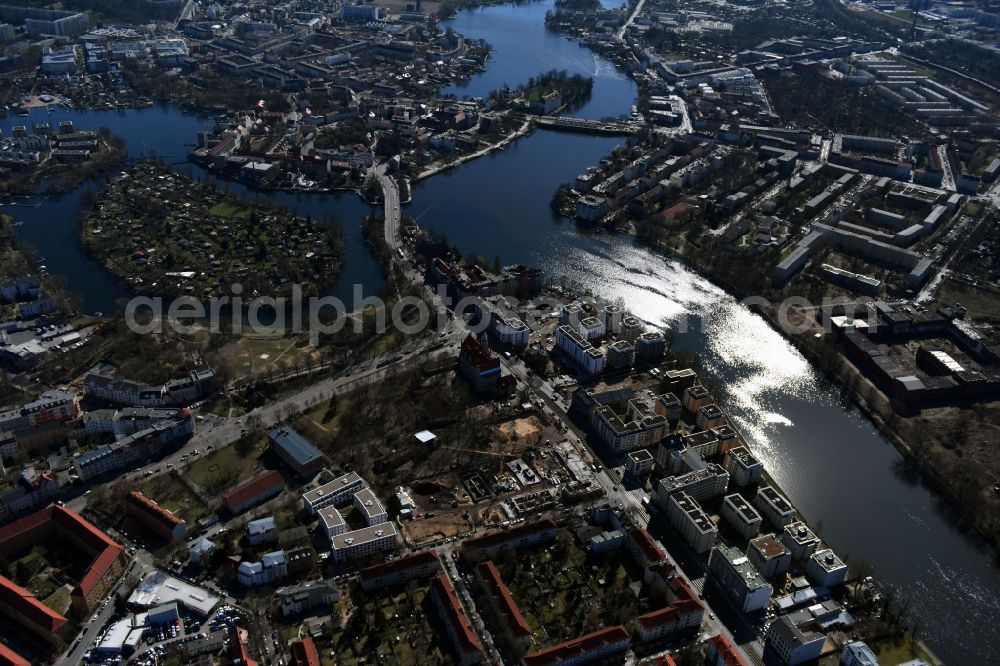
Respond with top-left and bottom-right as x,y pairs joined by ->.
74,417 -> 194,482
353,488 -> 387,525
840,641 -> 879,666
0,468 -> 59,523
682,385 -> 712,413
429,573 -> 482,666
458,334 -> 505,395
359,550 -> 440,591
636,575 -> 703,642
635,332 -> 667,362
318,506 -> 346,538
592,392 -> 667,453
291,637 -> 320,666
268,426 -> 324,478
747,534 -> 792,580
721,494 -> 763,540
706,634 -> 749,666
556,325 -> 605,375
708,545 -> 772,614
807,549 -> 848,587
237,550 -> 287,587
780,522 -> 820,561
0,505 -> 126,617
341,4 -> 382,22
462,519 -> 557,562
0,576 -> 69,648
189,539 -> 215,566
522,625 -> 630,666
126,491 -> 187,542
477,296 -> 530,348
667,492 -> 717,553
329,523 -> 398,562
302,472 -> 366,514
246,516 -> 277,546
754,486 -> 796,528
765,616 -> 825,665
277,580 -> 339,617
655,464 -> 729,507
224,471 -> 284,514
724,447 -> 764,487
625,527 -> 668,569
625,449 -> 655,477
475,560 -> 532,653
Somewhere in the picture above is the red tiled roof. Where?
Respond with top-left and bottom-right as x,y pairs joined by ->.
523,625 -> 630,666
637,594 -> 702,629
228,625 -> 258,666
358,549 -> 438,582
224,471 -> 283,509
707,634 -> 749,666
654,655 -> 678,666
430,573 -> 481,655
0,643 -> 30,666
0,576 -> 68,635
476,560 -> 531,638
290,637 -> 320,666
0,506 -> 123,604
463,519 -> 556,552
629,527 -> 666,564
128,491 -> 184,528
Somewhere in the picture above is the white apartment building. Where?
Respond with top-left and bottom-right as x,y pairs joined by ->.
724,446 -> 764,487
318,506 -> 347,538
667,492 -> 717,553
781,521 -> 820,561
353,488 -> 388,525
754,486 -> 796,528
721,493 -> 763,540
807,549 -> 848,588
556,325 -> 605,374
302,472 -> 366,514
708,545 -> 772,614
237,550 -> 287,587
330,522 -> 398,562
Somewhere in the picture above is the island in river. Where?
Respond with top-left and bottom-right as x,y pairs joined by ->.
80,162 -> 345,300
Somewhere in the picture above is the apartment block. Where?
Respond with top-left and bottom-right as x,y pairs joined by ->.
666,492 -> 717,554
302,472 -> 366,514
721,493 -> 763,540
708,545 -> 772,614
754,486 -> 796,528
747,534 -> 792,580
724,446 -> 764,487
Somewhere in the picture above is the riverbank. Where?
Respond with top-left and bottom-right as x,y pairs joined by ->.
414,117 -> 533,181
650,232 -> 1000,553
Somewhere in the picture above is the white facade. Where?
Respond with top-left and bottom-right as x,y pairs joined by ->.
302,472 -> 366,514
330,522 -> 398,562
721,493 -> 763,540
353,488 -> 388,525
754,486 -> 796,528
556,325 -> 605,374
806,549 -> 848,588
667,492 -> 717,553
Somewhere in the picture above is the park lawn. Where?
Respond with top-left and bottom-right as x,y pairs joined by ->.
139,474 -> 210,524
865,634 -> 936,665
300,394 -> 353,432
187,442 -> 263,490
208,201 -> 252,219
207,334 -> 321,380
42,585 -> 72,614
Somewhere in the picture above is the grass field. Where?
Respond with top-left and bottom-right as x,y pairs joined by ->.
208,201 -> 251,219
140,473 -> 211,524
42,586 -> 72,614
207,334 -> 323,380
187,441 -> 264,492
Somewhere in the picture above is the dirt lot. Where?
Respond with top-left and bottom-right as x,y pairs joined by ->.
402,511 -> 472,546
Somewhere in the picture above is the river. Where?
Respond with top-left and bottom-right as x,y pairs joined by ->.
3,1 -> 999,661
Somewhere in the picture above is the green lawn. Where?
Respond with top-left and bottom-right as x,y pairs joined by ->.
187,442 -> 263,492
42,586 -> 72,614
140,473 -> 211,524
208,201 -> 251,218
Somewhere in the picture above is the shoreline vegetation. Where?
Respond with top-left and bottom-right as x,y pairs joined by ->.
79,161 -> 346,301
